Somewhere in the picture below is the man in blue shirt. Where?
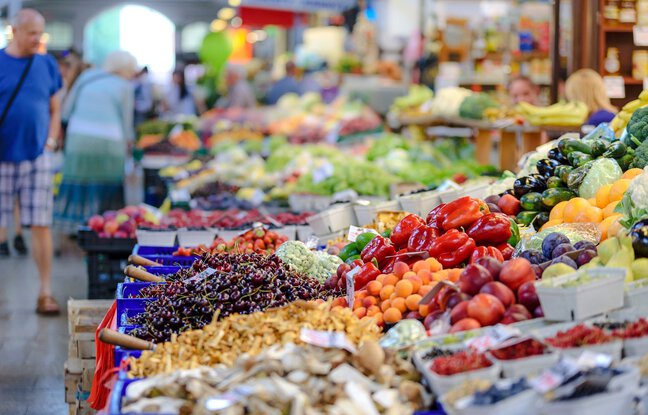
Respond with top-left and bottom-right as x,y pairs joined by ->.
0,9 -> 63,314
266,61 -> 302,105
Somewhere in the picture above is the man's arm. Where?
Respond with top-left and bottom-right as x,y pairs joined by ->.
47,92 -> 61,149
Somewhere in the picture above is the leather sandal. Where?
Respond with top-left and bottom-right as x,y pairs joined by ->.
36,295 -> 61,315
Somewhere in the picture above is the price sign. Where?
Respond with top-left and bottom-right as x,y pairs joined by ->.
300,328 -> 357,353
186,267 -> 216,283
346,267 -> 360,310
465,325 -> 521,353
634,26 -> 648,46
347,225 -> 379,242
603,76 -> 626,99
529,357 -> 580,393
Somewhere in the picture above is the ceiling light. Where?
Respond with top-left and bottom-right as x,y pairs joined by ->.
228,0 -> 242,6
210,19 -> 227,31
218,7 -> 236,20
231,17 -> 242,28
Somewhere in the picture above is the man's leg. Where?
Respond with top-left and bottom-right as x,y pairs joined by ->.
13,200 -> 27,254
0,162 -> 14,256
31,226 -> 53,297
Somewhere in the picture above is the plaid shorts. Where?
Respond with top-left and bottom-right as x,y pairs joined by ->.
0,152 -> 53,227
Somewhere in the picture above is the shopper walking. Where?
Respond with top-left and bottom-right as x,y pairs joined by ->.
54,51 -> 136,235
565,69 -> 617,126
0,9 -> 63,314
266,61 -> 302,105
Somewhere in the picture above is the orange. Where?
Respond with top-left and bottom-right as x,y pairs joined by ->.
380,299 -> 392,312
393,261 -> 410,278
419,304 -> 431,317
609,179 -> 631,202
391,297 -> 407,313
383,307 -> 403,324
412,260 -> 431,273
425,257 -> 443,272
603,201 -> 620,218
417,269 -> 432,284
383,274 -> 399,286
390,292 -> 398,301
355,290 -> 368,300
595,184 -> 613,209
622,168 -> 643,180
419,284 -> 434,296
587,197 -> 597,206
572,206 -> 603,223
403,271 -> 417,280
353,307 -> 367,318
404,275 -> 422,293
380,285 -> 395,300
362,296 -> 378,308
549,201 -> 568,221
606,214 -> 625,239
405,294 -> 423,311
540,219 -> 563,232
395,280 -> 414,297
372,312 -> 384,325
376,274 -> 386,284
366,305 -> 381,317
598,214 -> 621,241
366,280 -> 383,296
563,198 -> 590,222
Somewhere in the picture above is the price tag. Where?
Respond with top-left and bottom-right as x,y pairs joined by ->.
634,25 -> 648,46
465,325 -> 521,353
300,328 -> 357,353
347,225 -> 379,242
576,351 -> 612,369
346,266 -> 360,309
312,161 -> 335,184
186,267 -> 216,283
529,357 -> 580,393
603,76 -> 626,99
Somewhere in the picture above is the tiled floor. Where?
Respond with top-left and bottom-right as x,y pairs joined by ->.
0,239 -> 88,415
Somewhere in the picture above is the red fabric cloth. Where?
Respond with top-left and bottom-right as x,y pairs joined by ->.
240,6 -> 306,27
88,301 -> 117,410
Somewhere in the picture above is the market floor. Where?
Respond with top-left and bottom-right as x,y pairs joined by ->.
0,237 -> 87,415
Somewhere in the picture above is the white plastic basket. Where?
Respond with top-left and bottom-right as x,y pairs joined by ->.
136,230 -> 176,247
353,200 -> 400,226
623,281 -> 648,308
489,352 -> 560,379
288,194 -> 332,212
398,191 -> 441,216
555,340 -> 623,363
307,203 -> 356,235
534,267 -> 625,321
273,225 -> 296,240
296,225 -> 314,241
622,336 -> 648,357
422,362 -> 501,397
314,230 -> 345,245
176,229 -> 216,247
442,389 -> 540,415
539,388 -> 634,415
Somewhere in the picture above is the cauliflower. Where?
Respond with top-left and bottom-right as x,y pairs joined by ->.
617,167 -> 648,228
307,251 -> 343,283
275,241 -> 315,273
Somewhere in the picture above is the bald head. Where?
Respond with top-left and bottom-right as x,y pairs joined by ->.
8,8 -> 45,57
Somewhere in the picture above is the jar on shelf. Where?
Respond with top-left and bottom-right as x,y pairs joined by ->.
604,0 -> 621,22
620,0 -> 637,24
605,47 -> 621,75
633,50 -> 648,79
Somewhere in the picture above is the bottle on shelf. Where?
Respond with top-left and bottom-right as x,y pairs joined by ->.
605,47 -> 621,75
604,0 -> 621,23
620,0 -> 637,24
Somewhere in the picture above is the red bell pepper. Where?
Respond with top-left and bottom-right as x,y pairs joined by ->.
360,235 -> 396,269
496,243 -> 515,260
466,213 -> 513,246
390,214 -> 425,247
426,204 -> 446,229
438,197 -> 489,231
353,262 -> 381,290
469,246 -> 504,263
427,229 -> 476,268
407,225 -> 441,252
336,260 -> 363,289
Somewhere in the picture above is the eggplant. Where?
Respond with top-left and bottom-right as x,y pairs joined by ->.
589,139 -> 609,157
533,212 -> 550,231
548,147 -> 569,165
631,220 -> 648,258
513,176 -> 547,198
536,158 -> 561,178
602,141 -> 627,158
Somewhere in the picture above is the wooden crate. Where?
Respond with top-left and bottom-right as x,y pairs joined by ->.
67,299 -> 113,335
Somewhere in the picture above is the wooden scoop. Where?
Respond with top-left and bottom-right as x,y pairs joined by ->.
124,265 -> 164,283
128,254 -> 161,267
99,328 -> 155,351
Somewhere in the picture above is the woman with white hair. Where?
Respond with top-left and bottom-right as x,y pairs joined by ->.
54,50 -> 137,233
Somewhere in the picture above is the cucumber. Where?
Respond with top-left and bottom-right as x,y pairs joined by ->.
567,151 -> 593,167
558,138 -> 592,156
602,141 -> 627,158
516,211 -> 539,226
542,188 -> 576,208
520,192 -> 544,211
589,139 -> 608,157
554,165 -> 574,183
546,176 -> 565,189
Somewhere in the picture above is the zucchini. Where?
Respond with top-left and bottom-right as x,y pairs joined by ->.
616,154 -> 634,171
567,151 -> 593,167
602,141 -> 627,158
542,188 -> 576,208
533,212 -> 550,231
589,139 -> 608,157
558,138 -> 592,156
516,211 -> 539,226
546,176 -> 565,189
520,192 -> 544,211
554,165 -> 574,183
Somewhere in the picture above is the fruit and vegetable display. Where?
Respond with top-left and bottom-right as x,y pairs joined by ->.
515,101 -> 588,126
86,206 -> 159,238
172,227 -> 289,256
136,118 -> 202,153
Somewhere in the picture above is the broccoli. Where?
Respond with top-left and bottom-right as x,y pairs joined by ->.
631,139 -> 648,169
458,93 -> 498,120
626,107 -> 648,148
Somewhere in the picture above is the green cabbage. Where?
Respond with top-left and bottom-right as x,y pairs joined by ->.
578,158 -> 623,199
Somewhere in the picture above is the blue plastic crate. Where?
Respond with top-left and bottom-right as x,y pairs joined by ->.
113,326 -> 144,367
132,245 -> 178,256
117,282 -> 154,299
143,265 -> 181,276
118,304 -> 146,329
140,254 -> 196,267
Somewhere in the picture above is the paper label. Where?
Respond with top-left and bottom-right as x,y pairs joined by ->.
603,76 -> 626,99
300,328 -> 357,353
186,267 -> 216,283
346,266 -> 360,309
529,357 -> 580,393
634,25 -> 648,46
466,325 -> 521,353
347,225 -> 379,242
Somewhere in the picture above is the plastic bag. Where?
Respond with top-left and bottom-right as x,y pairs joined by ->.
379,319 -> 427,349
518,223 -> 601,252
582,123 -> 616,142
578,158 -> 623,199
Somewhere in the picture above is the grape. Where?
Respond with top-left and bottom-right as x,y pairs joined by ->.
551,243 -> 575,259
541,232 -> 571,259
576,249 -> 597,267
550,255 -> 577,269
518,249 -> 549,265
574,240 -> 597,252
